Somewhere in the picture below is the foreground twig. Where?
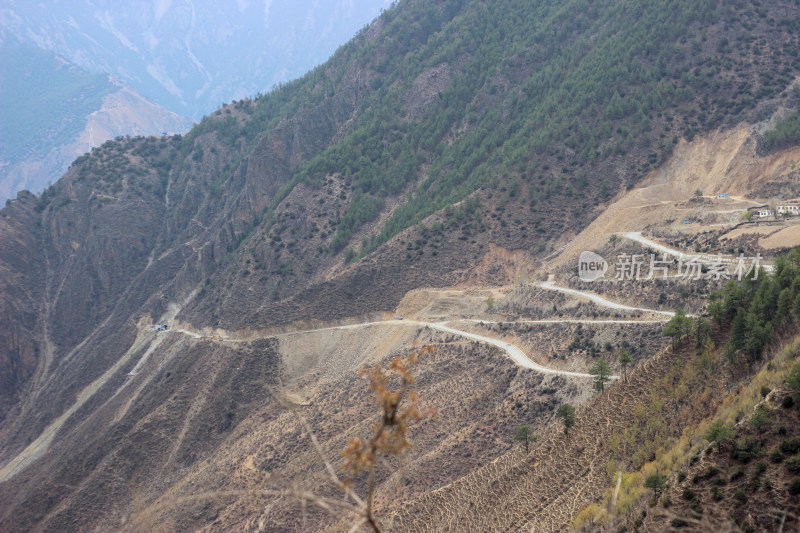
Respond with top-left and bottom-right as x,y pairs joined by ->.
275,391 -> 366,509
144,348 -> 435,532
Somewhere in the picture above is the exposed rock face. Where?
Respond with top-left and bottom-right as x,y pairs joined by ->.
404,63 -> 455,119
1,0 -> 389,118
0,35 -> 386,462
0,192 -> 44,424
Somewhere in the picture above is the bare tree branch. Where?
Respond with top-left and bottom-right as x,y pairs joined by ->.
271,389 -> 366,508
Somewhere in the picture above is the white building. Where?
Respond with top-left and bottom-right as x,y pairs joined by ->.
776,204 -> 800,216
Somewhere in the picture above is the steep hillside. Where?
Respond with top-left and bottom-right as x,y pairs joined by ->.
0,43 -> 115,172
177,0 -> 800,333
1,0 -> 800,531
548,123 -> 800,272
643,384 -> 800,531
389,249 -> 800,532
0,322 -> 587,532
388,329 -> 733,531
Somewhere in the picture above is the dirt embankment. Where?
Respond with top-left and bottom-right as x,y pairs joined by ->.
548,123 -> 800,272
394,287 -> 503,319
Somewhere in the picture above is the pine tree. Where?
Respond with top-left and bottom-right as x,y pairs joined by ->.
644,472 -> 666,497
704,420 -> 734,452
618,348 -> 633,379
514,425 -> 537,453
729,310 -> 747,351
556,404 -> 576,435
693,316 -> 712,347
663,308 -> 691,348
776,287 -> 793,321
589,357 -> 613,392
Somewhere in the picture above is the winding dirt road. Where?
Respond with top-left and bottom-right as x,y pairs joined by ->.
175,317 -> 621,379
2,281 -> 667,482
623,231 -> 774,272
537,280 -> 677,317
427,321 -> 617,379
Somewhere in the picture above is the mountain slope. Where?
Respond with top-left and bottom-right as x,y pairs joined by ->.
1,0 -> 800,531
177,0 -> 800,331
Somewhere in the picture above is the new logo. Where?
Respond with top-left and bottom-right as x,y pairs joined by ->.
578,251 -> 608,282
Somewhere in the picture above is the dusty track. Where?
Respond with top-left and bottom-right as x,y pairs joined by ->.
172,318 -> 614,379
538,280 -> 677,316
0,278 -> 668,482
624,231 -> 775,271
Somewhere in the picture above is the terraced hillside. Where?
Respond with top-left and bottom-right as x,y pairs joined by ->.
389,329 -> 733,531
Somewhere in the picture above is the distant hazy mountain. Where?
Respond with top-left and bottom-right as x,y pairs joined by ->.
1,0 -> 392,119
0,0 -> 387,202
0,42 -> 193,203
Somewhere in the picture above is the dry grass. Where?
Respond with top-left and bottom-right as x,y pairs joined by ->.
580,332 -> 800,532
387,331 -> 730,532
